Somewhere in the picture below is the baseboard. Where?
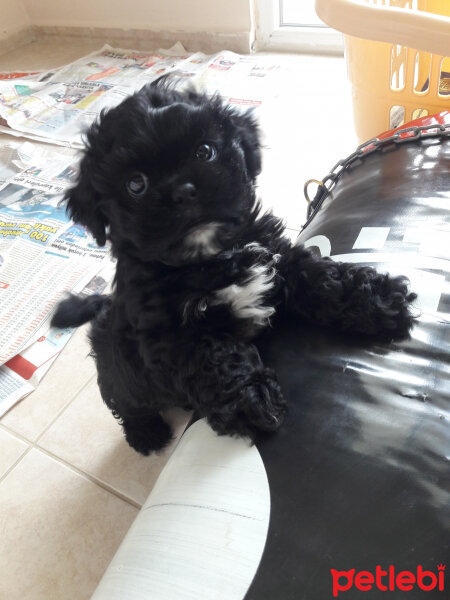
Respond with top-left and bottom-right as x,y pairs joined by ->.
33,26 -> 252,54
0,27 -> 36,58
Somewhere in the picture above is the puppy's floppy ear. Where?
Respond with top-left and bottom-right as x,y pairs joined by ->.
231,110 -> 262,180
65,155 -> 108,246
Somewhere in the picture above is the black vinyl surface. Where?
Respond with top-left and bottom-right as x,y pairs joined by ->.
246,138 -> 450,599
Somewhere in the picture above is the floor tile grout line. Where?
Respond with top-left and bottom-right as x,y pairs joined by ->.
0,375 -> 144,508
0,370 -> 97,446
0,419 -> 142,509
0,422 -> 31,444
34,424 -> 190,510
34,372 -> 97,445
0,444 -> 34,485
32,373 -> 145,506
35,445 -> 143,509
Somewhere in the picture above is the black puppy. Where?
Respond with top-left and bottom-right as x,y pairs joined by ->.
52,77 -> 416,454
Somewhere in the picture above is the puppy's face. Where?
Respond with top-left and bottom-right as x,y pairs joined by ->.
67,79 -> 262,264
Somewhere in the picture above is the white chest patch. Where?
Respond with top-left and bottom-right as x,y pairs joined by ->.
183,222 -> 221,259
213,262 -> 276,327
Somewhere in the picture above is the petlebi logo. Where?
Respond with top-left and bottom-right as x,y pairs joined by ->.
330,564 -> 446,597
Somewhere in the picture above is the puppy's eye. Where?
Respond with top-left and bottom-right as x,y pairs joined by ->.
195,143 -> 217,162
126,173 -> 148,197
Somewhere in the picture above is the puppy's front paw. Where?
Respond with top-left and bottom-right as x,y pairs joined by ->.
207,368 -> 287,439
219,243 -> 279,285
123,414 -> 173,455
370,274 -> 417,341
237,243 -> 276,268
239,368 -> 286,432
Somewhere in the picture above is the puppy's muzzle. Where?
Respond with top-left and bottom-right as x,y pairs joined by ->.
172,182 -> 198,205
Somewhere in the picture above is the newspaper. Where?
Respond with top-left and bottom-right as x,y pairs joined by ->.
0,261 -> 114,416
0,44 -> 283,147
0,140 -> 113,415
0,72 -> 43,81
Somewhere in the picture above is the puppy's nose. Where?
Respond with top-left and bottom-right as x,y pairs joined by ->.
172,183 -> 197,204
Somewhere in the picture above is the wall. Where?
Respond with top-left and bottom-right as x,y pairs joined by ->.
0,0 -> 31,40
0,1 -> 254,55
22,0 -> 252,34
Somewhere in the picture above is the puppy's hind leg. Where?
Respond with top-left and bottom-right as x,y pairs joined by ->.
97,373 -> 174,455
99,371 -> 173,454
97,371 -> 174,455
120,412 -> 173,456
90,315 -> 173,455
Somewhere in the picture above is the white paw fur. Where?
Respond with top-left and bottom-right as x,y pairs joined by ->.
213,254 -> 276,327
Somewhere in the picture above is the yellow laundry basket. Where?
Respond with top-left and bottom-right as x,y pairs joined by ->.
316,0 -> 450,142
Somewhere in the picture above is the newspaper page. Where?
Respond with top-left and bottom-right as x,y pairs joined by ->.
0,44 -> 283,147
0,70 -> 58,82
0,140 -> 113,414
0,260 -> 114,417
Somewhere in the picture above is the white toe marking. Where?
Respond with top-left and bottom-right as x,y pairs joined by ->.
213,261 -> 276,326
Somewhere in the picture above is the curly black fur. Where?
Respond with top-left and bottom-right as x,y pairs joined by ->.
52,76 -> 417,454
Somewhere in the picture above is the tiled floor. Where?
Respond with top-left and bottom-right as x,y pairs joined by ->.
0,37 -> 357,599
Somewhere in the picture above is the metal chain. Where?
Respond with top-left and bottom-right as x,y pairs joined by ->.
304,122 -> 450,210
